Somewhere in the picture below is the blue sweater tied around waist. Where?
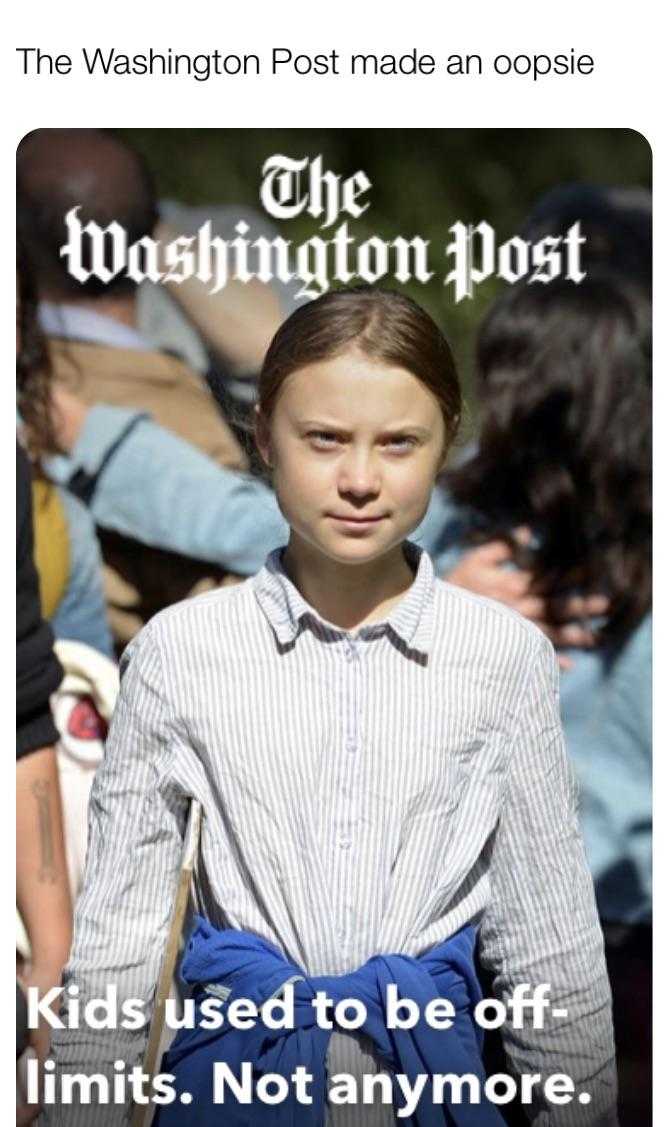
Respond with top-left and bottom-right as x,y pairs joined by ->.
153,917 -> 504,1126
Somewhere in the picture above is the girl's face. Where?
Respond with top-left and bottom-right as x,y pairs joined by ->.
256,347 -> 447,568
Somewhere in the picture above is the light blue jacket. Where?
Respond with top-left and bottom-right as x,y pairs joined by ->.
45,404 -> 290,576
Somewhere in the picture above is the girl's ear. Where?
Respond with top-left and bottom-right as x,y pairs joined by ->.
437,421 -> 453,474
254,405 -> 273,469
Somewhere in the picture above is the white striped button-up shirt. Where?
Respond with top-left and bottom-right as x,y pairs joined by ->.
47,544 -> 617,1126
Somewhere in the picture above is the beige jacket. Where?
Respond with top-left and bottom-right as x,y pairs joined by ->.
49,337 -> 245,647
49,337 -> 246,469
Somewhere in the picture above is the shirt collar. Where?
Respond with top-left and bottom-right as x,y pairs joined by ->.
39,301 -> 154,353
253,541 -> 435,657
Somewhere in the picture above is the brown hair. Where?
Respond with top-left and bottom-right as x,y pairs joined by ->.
257,287 -> 461,447
447,275 -> 651,648
17,238 -> 57,461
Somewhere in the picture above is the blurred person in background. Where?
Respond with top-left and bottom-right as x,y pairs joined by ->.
421,275 -> 651,1123
519,182 -> 651,295
17,241 -> 114,658
416,183 -> 651,643
17,129 -> 292,645
138,199 -> 306,462
16,128 -> 254,466
18,220 -> 289,650
15,252 -> 290,649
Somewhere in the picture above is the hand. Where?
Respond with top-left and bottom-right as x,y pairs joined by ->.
16,1102 -> 40,1125
50,385 -> 90,452
16,1046 -> 40,1125
18,959 -> 66,1067
16,960 -> 64,1123
445,536 -> 609,669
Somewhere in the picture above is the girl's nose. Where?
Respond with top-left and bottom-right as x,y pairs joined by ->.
337,448 -> 381,499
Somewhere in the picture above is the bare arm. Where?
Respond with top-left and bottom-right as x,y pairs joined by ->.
16,745 -> 72,1062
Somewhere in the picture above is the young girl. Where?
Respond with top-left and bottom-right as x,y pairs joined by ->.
47,288 -> 617,1126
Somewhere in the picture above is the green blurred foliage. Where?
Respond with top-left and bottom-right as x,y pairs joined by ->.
120,128 -> 650,427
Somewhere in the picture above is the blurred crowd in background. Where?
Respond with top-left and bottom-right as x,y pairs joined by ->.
15,128 -> 651,1124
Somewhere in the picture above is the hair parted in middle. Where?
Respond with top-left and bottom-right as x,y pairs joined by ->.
257,286 -> 462,449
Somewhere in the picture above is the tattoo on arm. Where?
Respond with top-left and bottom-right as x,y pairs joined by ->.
31,780 -> 57,884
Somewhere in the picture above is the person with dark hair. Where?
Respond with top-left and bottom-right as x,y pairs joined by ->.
17,241 -> 114,658
16,221 -> 292,654
415,183 -> 652,659
17,130 -> 270,644
47,288 -> 616,1126
422,276 -> 651,1121
519,183 -> 652,295
16,128 -> 289,645
17,128 -> 158,302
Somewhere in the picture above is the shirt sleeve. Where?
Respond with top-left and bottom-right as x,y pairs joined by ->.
478,634 -> 619,1127
44,624 -> 188,1126
45,404 -> 289,574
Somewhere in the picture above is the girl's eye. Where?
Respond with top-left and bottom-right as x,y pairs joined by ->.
307,431 -> 340,449
383,435 -> 418,452
305,432 -> 418,451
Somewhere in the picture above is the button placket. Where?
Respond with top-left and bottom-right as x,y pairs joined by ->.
335,637 -> 361,857
331,635 -> 366,959
345,637 -> 361,755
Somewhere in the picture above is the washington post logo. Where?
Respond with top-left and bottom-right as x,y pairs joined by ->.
60,154 -> 586,302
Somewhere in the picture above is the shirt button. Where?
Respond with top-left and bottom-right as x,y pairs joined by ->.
339,837 -> 352,850
346,740 -> 357,754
